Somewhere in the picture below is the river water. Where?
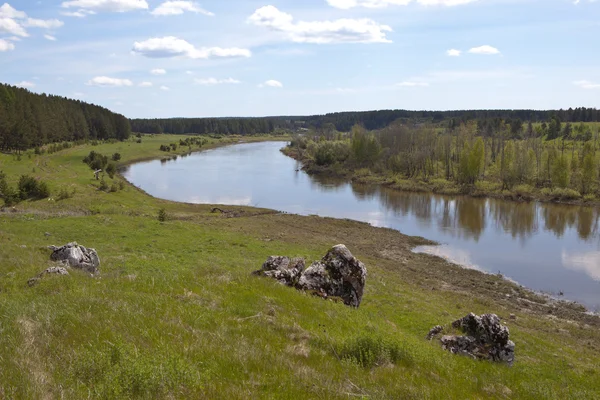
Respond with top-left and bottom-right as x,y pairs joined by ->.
122,141 -> 600,310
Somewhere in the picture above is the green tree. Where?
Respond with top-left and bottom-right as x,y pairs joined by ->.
551,155 -> 570,188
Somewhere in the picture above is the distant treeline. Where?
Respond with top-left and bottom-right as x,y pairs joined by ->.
0,83 -> 131,152
131,108 -> 600,135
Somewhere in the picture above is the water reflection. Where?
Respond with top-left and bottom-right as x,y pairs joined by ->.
122,141 -> 600,308
562,250 -> 600,281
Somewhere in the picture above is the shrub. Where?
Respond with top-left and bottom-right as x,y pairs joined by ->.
0,171 -> 19,206
118,181 -> 125,190
106,163 -> 117,179
110,183 -> 119,193
83,151 -> 108,171
112,153 -> 122,161
57,187 -> 75,201
512,184 -> 535,199
339,336 -> 411,369
158,208 -> 167,222
136,138 -> 142,144
99,179 -> 109,191
18,175 -> 50,200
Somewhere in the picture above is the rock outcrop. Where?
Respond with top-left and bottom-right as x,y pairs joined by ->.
48,242 -> 100,274
427,313 -> 515,365
253,256 -> 305,286
28,265 -> 69,287
296,245 -> 367,308
254,244 -> 367,308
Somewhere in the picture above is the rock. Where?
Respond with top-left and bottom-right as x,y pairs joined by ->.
48,242 -> 100,274
426,325 -> 444,340
253,256 -> 305,286
254,244 -> 367,308
28,265 -> 70,287
428,313 -> 515,365
296,244 -> 367,308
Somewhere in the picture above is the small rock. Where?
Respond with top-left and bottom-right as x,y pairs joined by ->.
44,232 -> 51,237
253,256 -> 305,286
48,242 -> 100,274
27,265 -> 69,287
426,325 -> 444,340
429,313 -> 515,365
509,313 -> 516,320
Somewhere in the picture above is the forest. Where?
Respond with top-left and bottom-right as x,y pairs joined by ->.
130,107 -> 600,135
285,119 -> 600,202
0,83 -> 131,152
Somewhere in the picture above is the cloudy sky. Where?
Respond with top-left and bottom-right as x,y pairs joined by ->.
1,0 -> 599,118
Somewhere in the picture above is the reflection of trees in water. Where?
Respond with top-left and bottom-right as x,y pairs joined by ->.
541,204 -> 599,241
376,189 -> 432,220
351,183 -> 379,201
308,174 -> 347,193
489,200 -> 537,242
455,197 -> 486,242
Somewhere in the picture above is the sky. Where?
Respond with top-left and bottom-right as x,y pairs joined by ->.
0,0 -> 599,118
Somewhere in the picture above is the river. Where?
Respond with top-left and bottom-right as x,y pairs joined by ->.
121,141 -> 600,310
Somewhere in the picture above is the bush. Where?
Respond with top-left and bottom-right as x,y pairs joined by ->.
118,181 -> 125,190
110,183 -> 119,193
83,151 -> 108,171
112,153 -> 122,161
339,336 -> 411,369
18,175 -> 50,200
512,184 -> 535,199
158,208 -> 167,222
0,171 -> 19,206
57,187 -> 75,201
99,179 -> 109,191
106,163 -> 117,179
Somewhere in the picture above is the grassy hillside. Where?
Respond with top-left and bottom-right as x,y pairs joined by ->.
1,135 -> 599,399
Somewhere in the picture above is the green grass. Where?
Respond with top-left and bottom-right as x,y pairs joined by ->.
0,135 -> 599,399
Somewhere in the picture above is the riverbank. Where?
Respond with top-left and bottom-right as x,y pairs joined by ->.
1,135 -> 599,398
282,146 -> 600,207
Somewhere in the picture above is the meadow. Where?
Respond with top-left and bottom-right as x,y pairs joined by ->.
0,135 -> 599,399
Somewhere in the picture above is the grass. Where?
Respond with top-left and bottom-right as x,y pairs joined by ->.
0,135 -> 599,399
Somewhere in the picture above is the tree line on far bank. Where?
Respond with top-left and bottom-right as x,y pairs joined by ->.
0,83 -> 131,152
290,119 -> 600,200
130,108 -> 600,135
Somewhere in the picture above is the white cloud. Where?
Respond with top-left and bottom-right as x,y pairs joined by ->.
24,18 -> 64,29
160,85 -> 170,91
327,0 -> 479,8
260,80 -> 283,88
397,81 -> 429,87
0,4 -> 26,19
86,76 -> 134,87
194,77 -> 240,85
60,10 -> 95,17
468,45 -> 500,55
446,48 -> 461,56
0,16 -> 28,37
132,36 -> 251,59
185,70 -> 194,75
248,6 -> 392,44
0,4 -> 64,44
0,38 -> 15,51
573,80 -> 600,89
150,68 -> 166,75
15,80 -> 35,88
61,0 -> 149,13
139,81 -> 153,87
44,34 -> 57,41
151,1 -> 214,16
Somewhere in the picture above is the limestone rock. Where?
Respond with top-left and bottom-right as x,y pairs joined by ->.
253,256 -> 305,286
48,242 -> 100,274
428,313 -> 515,365
426,325 -> 444,340
296,244 -> 367,308
254,244 -> 367,308
28,265 -> 69,287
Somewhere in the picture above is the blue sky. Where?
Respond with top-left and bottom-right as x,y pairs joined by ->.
1,0 -> 599,118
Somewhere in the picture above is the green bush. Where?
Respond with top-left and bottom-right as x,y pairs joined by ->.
18,175 -> 50,200
57,187 -> 75,201
0,171 -> 20,206
83,151 -> 108,171
158,208 -> 167,222
99,179 -> 109,192
112,153 -> 122,161
110,183 -> 119,193
339,336 -> 411,369
106,163 -> 117,179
